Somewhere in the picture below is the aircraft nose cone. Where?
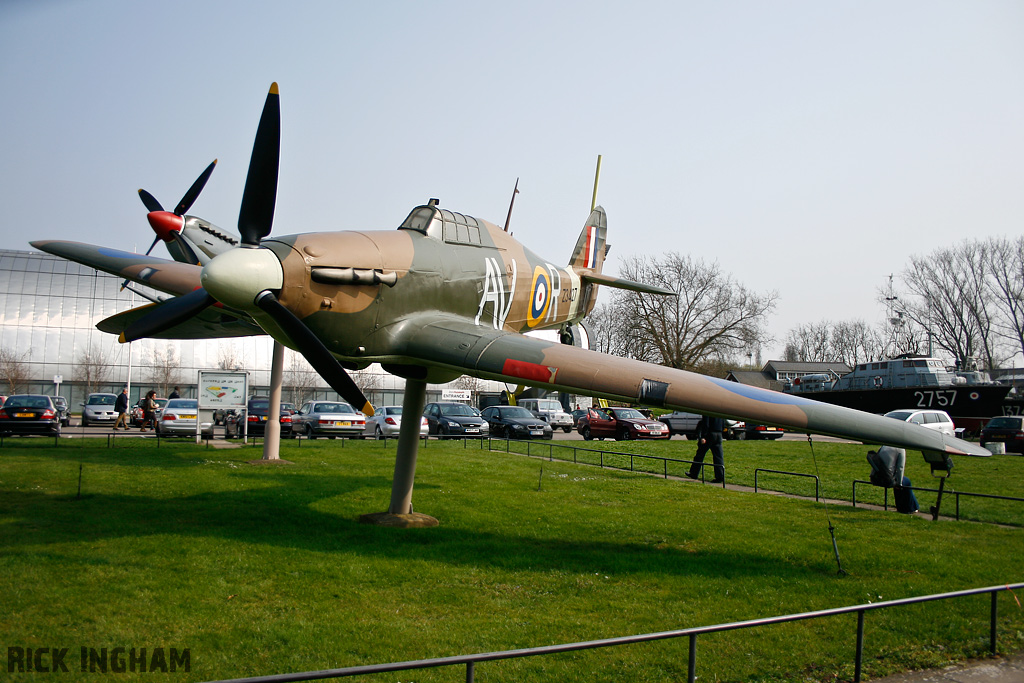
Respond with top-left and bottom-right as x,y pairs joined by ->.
201,247 -> 284,310
146,211 -> 185,242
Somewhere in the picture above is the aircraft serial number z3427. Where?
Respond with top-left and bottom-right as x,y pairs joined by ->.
32,83 -> 988,521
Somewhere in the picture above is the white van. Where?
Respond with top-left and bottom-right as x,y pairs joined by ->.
883,409 -> 955,437
518,398 -> 573,433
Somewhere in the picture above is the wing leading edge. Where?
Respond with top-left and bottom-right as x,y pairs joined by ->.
31,240 -> 202,296
391,316 -> 989,458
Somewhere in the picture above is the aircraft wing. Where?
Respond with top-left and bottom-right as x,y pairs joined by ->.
96,302 -> 263,340
32,240 -> 263,340
30,240 -> 202,296
391,315 -> 989,458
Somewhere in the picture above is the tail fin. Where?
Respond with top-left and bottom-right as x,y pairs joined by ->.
568,207 -> 608,273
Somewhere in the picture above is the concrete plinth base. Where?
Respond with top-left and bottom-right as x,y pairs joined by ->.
359,511 -> 439,528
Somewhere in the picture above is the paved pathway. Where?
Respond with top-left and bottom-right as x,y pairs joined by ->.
870,652 -> 1024,683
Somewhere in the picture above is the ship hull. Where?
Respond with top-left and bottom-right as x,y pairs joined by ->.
787,385 -> 1009,434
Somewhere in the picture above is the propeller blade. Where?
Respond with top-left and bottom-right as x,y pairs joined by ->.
138,189 -> 163,213
254,290 -> 374,416
119,288 -> 216,343
168,232 -> 202,266
142,234 -> 161,256
237,83 -> 280,246
174,159 -> 217,216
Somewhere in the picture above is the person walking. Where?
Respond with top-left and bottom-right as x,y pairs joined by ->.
140,390 -> 157,432
687,414 -> 726,483
113,387 -> 130,430
168,386 -> 181,399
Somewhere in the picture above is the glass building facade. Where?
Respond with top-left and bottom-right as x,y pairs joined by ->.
0,249 -> 502,408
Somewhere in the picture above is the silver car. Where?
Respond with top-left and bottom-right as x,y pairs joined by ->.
293,401 -> 366,438
80,393 -> 118,426
154,398 -> 213,437
363,406 -> 429,439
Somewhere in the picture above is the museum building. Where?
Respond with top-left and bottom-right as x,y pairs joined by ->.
0,248 -> 491,408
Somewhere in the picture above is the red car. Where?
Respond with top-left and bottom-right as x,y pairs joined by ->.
577,407 -> 669,441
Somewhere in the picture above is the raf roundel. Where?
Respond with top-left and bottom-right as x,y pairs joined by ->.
527,266 -> 551,328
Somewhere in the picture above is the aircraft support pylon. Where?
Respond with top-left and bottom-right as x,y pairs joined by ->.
360,377 -> 438,527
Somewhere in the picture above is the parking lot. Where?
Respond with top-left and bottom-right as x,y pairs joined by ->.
37,420 -> 856,444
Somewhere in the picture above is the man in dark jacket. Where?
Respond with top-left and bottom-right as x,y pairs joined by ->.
687,414 -> 726,482
113,387 -> 130,430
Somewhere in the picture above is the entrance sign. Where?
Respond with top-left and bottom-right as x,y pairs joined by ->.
198,371 -> 247,442
198,371 -> 248,410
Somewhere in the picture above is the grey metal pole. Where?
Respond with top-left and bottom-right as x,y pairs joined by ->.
388,379 -> 427,514
262,341 -> 285,460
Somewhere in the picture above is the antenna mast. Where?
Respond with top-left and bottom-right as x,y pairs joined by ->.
503,178 -> 519,232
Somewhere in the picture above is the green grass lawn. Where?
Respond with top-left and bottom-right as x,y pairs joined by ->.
1,437 -> 1022,682
505,437 -> 1024,526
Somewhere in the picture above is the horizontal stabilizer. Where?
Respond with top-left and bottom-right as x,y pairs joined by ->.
580,271 -> 674,296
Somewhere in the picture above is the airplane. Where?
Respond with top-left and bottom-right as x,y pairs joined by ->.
32,83 -> 990,525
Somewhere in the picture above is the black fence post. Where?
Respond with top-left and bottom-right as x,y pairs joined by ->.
854,610 -> 865,683
990,591 -> 998,655
687,633 -> 697,683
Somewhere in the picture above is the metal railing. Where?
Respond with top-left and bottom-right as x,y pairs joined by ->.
204,583 -> 1024,683
853,480 -> 1024,520
754,468 -> 820,501
484,436 -> 728,487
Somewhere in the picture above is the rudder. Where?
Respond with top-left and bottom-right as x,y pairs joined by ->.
568,207 -> 607,273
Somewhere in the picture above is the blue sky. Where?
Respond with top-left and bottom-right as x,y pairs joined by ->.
2,0 -> 1022,360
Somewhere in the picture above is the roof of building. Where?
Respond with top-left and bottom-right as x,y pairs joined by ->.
724,370 -> 778,390
762,360 -> 852,375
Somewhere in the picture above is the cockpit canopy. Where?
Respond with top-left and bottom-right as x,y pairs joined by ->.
399,201 -> 485,246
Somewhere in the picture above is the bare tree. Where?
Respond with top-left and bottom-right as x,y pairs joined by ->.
783,319 -> 885,366
831,320 -> 886,366
217,344 -> 246,371
900,241 -> 1007,369
986,236 -> 1024,360
74,348 -> 110,394
605,253 -> 777,370
0,347 -> 30,394
285,350 -> 318,406
351,366 -> 382,406
146,346 -> 182,396
585,302 -> 659,363
783,322 -> 832,362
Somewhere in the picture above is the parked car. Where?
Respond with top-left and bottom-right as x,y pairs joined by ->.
292,400 -> 366,438
423,402 -> 489,438
155,398 -> 214,437
481,405 -> 553,439
517,398 -> 573,433
570,408 -> 588,428
52,395 -> 71,427
131,397 -> 168,426
577,406 -> 669,440
883,409 -> 955,437
658,411 -> 740,439
737,423 -> 785,440
980,416 -> 1024,454
0,394 -> 62,436
363,405 -> 429,439
80,392 -> 119,427
225,396 -> 295,438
